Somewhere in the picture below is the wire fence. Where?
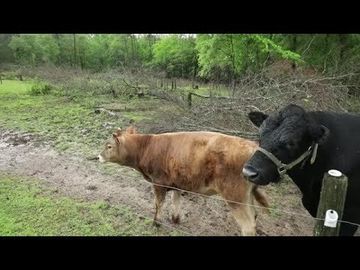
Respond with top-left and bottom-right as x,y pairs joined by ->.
2,130 -> 360,236
30,163 -> 360,236
131,175 -> 360,236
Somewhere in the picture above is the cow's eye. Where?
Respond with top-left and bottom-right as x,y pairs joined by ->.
286,141 -> 295,148
107,145 -> 112,149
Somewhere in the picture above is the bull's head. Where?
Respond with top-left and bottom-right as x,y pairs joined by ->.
243,104 -> 329,185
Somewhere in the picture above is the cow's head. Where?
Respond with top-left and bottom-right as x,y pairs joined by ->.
98,126 -> 137,164
243,104 -> 329,185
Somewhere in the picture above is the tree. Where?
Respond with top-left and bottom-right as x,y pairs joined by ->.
0,34 -> 15,63
152,35 -> 197,78
9,34 -> 59,66
196,34 -> 302,81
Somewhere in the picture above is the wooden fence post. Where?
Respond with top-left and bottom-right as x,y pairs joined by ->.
187,92 -> 192,108
314,169 -> 348,236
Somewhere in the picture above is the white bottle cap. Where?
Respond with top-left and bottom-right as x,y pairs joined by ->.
324,209 -> 338,228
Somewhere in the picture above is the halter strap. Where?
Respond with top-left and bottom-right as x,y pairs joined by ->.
257,143 -> 318,177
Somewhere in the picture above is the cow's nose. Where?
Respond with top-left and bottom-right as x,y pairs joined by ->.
98,155 -> 105,163
242,165 -> 258,179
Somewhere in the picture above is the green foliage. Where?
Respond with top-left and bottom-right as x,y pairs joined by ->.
251,34 -> 302,63
196,34 -> 302,79
9,34 -> 59,66
152,35 -> 197,77
4,33 -> 360,84
29,81 -> 52,95
137,34 -> 157,64
273,34 -> 360,74
0,34 -> 15,63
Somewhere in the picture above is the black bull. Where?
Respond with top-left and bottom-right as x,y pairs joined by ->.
243,104 -> 360,236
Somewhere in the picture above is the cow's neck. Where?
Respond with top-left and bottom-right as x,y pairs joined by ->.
287,111 -> 331,215
121,134 -> 152,169
287,159 -> 322,195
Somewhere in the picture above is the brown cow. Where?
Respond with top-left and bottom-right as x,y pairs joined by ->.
98,127 -> 269,236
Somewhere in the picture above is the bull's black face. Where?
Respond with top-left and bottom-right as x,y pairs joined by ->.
243,104 -> 329,185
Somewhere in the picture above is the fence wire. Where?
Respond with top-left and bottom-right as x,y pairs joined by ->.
136,176 -> 360,231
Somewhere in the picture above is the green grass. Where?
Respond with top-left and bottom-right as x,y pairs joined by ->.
183,85 -> 230,97
0,173 -> 183,236
0,80 -> 185,236
0,80 -> 164,157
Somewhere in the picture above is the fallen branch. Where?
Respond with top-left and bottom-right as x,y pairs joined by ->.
94,108 -> 117,117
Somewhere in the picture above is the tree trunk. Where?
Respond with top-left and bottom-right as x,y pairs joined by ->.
231,78 -> 236,97
192,61 -> 198,88
124,36 -> 129,66
130,34 -> 137,66
291,35 -> 297,71
229,35 -> 237,95
339,34 -> 348,62
187,92 -> 192,108
80,55 -> 84,70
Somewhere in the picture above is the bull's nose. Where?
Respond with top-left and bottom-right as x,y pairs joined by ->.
242,165 -> 258,179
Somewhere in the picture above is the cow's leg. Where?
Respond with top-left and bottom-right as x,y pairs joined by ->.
219,177 -> 257,236
228,202 -> 257,236
171,190 -> 181,224
153,185 -> 167,227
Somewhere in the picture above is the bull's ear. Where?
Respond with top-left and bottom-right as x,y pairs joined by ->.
248,111 -> 269,127
112,133 -> 120,144
309,124 -> 330,145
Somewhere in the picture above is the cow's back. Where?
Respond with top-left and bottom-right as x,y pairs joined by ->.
290,112 -> 360,226
139,132 -> 258,193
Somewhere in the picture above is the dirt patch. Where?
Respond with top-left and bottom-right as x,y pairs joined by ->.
0,130 -> 36,147
0,128 -> 331,236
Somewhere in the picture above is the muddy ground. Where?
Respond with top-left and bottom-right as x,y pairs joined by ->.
0,128 -> 335,236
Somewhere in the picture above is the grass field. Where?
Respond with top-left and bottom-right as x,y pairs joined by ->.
0,79 -> 185,236
0,173 -> 183,236
0,79 -> 166,157
0,78 -> 320,236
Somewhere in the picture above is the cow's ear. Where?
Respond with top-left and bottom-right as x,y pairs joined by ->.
248,111 -> 269,127
309,124 -> 330,145
126,126 -> 137,134
115,128 -> 122,136
112,133 -> 120,144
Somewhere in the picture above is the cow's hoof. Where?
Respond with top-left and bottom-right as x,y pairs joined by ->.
171,215 -> 180,224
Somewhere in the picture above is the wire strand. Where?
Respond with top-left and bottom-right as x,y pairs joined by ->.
137,177 -> 360,229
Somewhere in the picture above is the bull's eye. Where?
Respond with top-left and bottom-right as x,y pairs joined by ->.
107,145 -> 112,149
286,141 -> 295,149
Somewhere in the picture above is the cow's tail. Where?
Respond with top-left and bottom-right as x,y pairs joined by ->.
253,186 -> 270,214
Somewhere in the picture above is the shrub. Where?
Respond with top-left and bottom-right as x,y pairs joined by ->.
29,81 -> 52,95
